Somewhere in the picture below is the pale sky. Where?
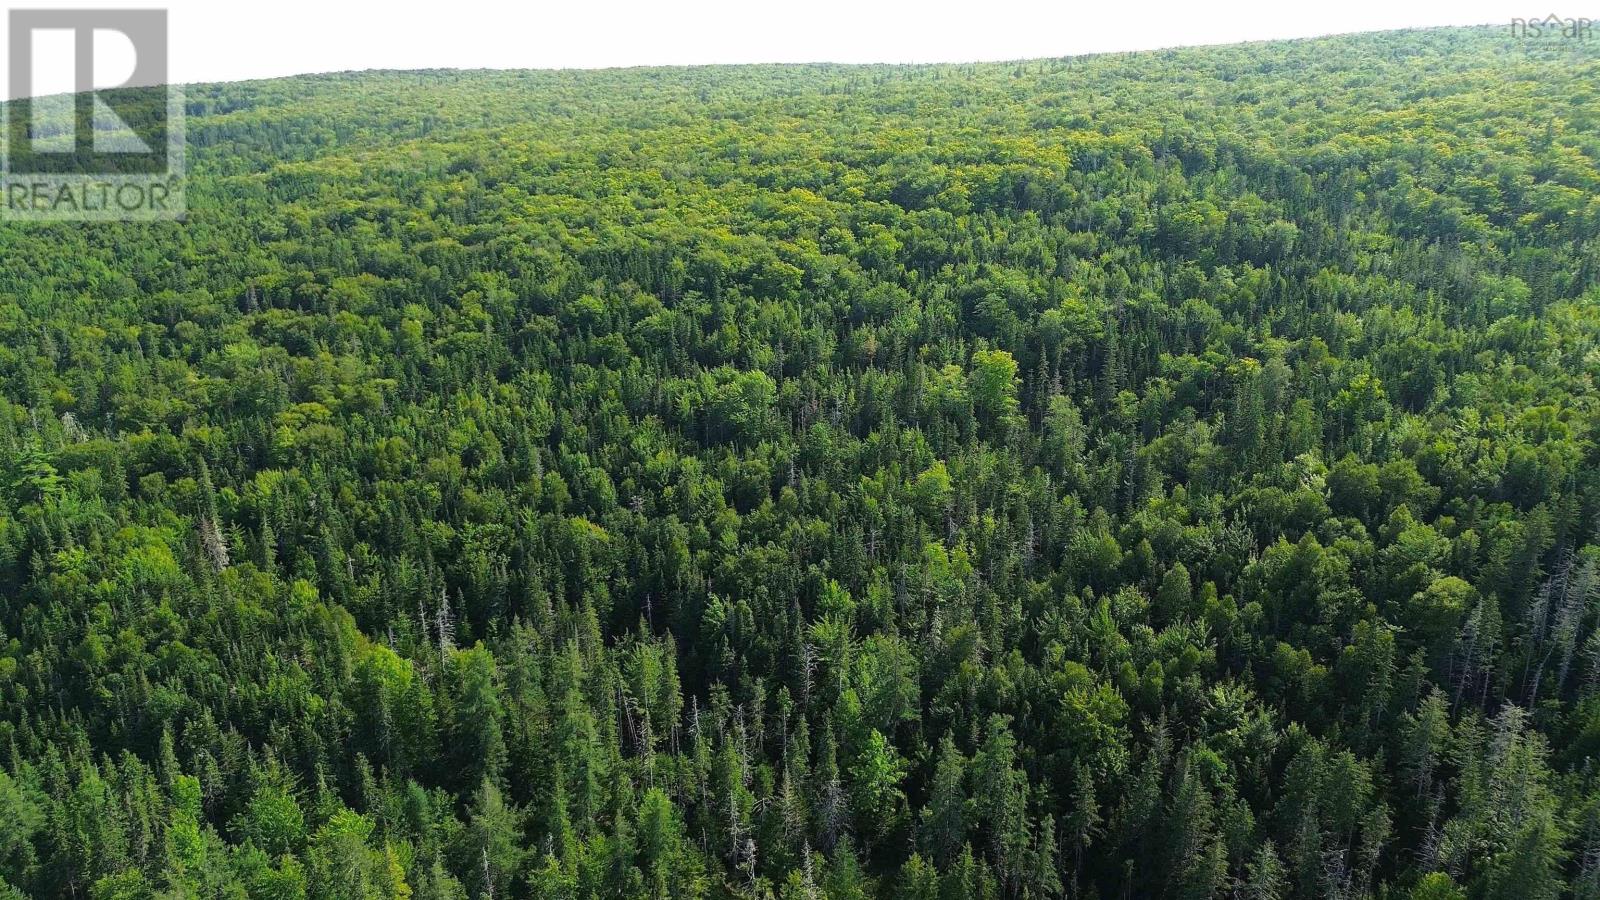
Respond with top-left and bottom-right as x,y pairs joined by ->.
0,0 -> 1585,91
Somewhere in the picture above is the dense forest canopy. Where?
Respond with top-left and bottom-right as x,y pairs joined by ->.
3,23 -> 1600,900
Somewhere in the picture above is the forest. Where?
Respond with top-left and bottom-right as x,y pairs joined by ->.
2,23 -> 1600,900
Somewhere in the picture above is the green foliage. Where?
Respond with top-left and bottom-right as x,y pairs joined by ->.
2,23 -> 1600,900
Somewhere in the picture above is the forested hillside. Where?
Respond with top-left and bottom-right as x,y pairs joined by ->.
5,25 -> 1600,900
